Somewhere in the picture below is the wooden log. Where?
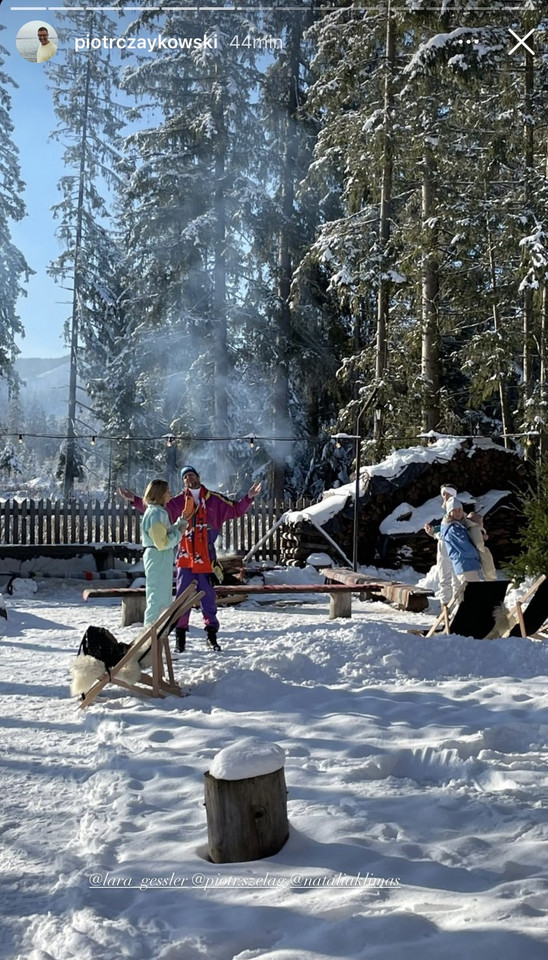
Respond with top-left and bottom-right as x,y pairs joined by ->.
121,593 -> 147,626
329,591 -> 352,619
204,767 -> 289,864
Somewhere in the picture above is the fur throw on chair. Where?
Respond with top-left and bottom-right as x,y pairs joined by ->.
70,625 -> 144,697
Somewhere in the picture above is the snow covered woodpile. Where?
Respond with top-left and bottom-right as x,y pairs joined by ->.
282,438 -> 533,571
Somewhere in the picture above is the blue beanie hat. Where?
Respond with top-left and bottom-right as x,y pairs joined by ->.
181,464 -> 199,479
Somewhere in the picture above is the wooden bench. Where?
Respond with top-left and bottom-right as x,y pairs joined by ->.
83,588 -> 148,625
83,583 -> 373,623
320,567 -> 433,613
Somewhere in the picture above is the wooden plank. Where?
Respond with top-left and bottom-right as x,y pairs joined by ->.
86,499 -> 93,543
12,499 -> 19,545
62,499 -> 69,543
38,498 -> 45,545
322,566 -> 432,613
21,499 -> 28,545
84,587 -> 146,600
103,500 -> 109,543
120,500 -> 126,542
215,584 -> 365,595
70,498 -> 77,543
44,498 -> 50,543
94,498 -> 101,542
254,504 -> 260,555
78,499 -> 85,543
84,584 -> 365,600
28,499 -> 36,545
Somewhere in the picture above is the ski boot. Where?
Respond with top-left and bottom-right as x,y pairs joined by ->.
175,627 -> 187,653
205,626 -> 221,651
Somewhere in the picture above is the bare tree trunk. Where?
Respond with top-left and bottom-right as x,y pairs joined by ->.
421,129 -> 440,433
484,183 -> 510,446
272,24 -> 301,501
522,49 -> 534,411
374,1 -> 395,446
64,43 -> 92,499
213,85 -> 228,485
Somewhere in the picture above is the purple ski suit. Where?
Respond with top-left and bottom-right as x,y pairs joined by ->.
132,488 -> 254,630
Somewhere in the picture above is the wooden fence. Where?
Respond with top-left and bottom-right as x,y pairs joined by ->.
0,497 -> 312,561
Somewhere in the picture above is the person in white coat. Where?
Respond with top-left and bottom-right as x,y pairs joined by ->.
424,484 -> 460,604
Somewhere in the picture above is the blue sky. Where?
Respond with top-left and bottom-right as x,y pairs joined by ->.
2,2 -> 279,359
3,7 -> 67,358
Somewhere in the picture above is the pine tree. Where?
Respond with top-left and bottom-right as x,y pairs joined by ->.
47,9 -> 123,495
119,10 -> 268,484
0,26 -> 32,389
249,3 -> 343,496
509,464 -> 548,579
299,3 -> 548,454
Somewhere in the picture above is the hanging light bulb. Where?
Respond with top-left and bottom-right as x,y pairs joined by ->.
18,434 -> 23,444
91,436 -> 96,446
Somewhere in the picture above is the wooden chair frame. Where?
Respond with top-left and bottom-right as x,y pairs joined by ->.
79,581 -> 204,709
425,580 -> 510,639
425,587 -> 464,637
502,574 -> 548,638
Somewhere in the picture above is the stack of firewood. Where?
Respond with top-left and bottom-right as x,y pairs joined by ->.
216,555 -> 246,584
280,440 -> 533,570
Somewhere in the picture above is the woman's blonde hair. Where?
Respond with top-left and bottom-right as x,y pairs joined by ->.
143,479 -> 169,506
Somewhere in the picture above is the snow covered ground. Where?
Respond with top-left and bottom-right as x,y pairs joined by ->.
1,571 -> 547,960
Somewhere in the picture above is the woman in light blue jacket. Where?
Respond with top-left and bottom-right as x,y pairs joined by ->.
440,497 -> 481,584
141,479 -> 189,625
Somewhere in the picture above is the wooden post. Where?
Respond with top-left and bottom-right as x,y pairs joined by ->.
204,766 -> 289,864
329,591 -> 352,619
121,593 -> 147,626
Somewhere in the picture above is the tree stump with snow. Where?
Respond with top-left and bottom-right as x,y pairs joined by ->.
204,739 -> 288,863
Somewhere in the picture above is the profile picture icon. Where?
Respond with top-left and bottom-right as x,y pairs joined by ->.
16,20 -> 58,63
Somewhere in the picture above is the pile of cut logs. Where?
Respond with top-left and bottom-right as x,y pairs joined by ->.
280,440 -> 533,571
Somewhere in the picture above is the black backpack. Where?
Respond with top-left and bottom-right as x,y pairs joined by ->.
78,625 -> 131,671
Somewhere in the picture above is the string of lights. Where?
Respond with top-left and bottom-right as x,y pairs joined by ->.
6,432 -> 309,445
3,430 -> 539,446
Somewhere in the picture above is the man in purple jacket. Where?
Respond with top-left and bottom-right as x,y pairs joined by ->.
120,466 -> 261,652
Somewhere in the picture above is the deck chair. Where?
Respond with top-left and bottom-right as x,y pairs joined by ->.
78,581 -> 204,709
426,580 -> 510,639
503,575 -> 548,638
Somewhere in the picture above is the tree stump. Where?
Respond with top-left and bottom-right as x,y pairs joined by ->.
204,766 -> 289,863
